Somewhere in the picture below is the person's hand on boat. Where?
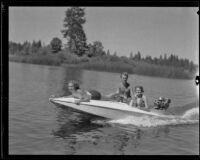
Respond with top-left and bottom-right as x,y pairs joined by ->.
50,94 -> 56,98
74,99 -> 81,105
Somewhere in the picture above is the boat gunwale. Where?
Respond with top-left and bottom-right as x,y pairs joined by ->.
50,98 -> 169,118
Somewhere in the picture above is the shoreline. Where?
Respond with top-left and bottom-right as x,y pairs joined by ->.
9,56 -> 196,80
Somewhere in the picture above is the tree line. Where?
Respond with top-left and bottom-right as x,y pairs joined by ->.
129,51 -> 197,72
9,39 -> 197,72
9,7 -> 198,75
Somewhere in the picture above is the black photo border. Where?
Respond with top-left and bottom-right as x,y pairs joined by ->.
1,0 -> 199,160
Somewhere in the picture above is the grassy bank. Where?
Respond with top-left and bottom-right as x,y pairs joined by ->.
9,53 -> 196,80
9,54 -> 62,66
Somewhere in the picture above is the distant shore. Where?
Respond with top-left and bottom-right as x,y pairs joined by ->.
9,54 -> 196,80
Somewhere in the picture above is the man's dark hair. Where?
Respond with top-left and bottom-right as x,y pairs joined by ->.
68,80 -> 80,90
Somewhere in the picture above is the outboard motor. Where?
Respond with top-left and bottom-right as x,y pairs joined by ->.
154,97 -> 171,110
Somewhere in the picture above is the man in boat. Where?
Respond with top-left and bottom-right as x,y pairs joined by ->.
105,72 -> 132,103
67,80 -> 101,105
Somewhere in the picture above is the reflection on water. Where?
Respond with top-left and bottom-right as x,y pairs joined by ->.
112,130 -> 137,155
51,102 -> 174,155
51,102 -> 146,154
48,64 -> 198,154
151,126 -> 170,138
9,62 -> 199,155
52,107 -> 105,139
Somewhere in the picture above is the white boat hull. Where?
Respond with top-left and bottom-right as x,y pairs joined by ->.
49,97 -> 172,120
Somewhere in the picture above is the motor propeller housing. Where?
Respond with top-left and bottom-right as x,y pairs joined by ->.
153,97 -> 171,110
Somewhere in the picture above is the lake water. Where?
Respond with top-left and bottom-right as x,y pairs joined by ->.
9,62 -> 199,155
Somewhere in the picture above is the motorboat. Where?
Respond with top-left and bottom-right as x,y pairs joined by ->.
49,97 -> 173,120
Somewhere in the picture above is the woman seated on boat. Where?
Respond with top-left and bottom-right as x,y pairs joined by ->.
67,80 -> 101,105
105,72 -> 132,103
129,85 -> 149,109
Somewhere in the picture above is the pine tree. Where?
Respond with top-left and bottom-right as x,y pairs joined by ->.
106,49 -> 110,56
129,52 -> 133,59
61,7 -> 87,56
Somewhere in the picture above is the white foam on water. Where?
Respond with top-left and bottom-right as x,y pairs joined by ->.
108,107 -> 199,127
181,107 -> 199,120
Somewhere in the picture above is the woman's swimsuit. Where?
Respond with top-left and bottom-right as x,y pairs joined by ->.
132,95 -> 145,108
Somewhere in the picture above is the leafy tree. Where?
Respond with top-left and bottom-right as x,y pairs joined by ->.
36,40 -> 42,49
93,41 -> 105,56
9,41 -> 22,55
189,61 -> 195,71
86,43 -> 95,57
145,55 -> 153,64
108,51 -> 120,62
153,57 -> 158,64
50,37 -> 62,53
85,41 -> 105,57
61,7 -> 87,56
31,40 -> 41,54
22,41 -> 32,55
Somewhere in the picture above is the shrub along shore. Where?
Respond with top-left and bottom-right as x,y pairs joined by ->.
9,51 -> 197,80
9,7 -> 198,80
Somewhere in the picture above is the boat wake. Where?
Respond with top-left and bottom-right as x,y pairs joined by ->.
181,107 -> 199,120
107,107 -> 199,127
